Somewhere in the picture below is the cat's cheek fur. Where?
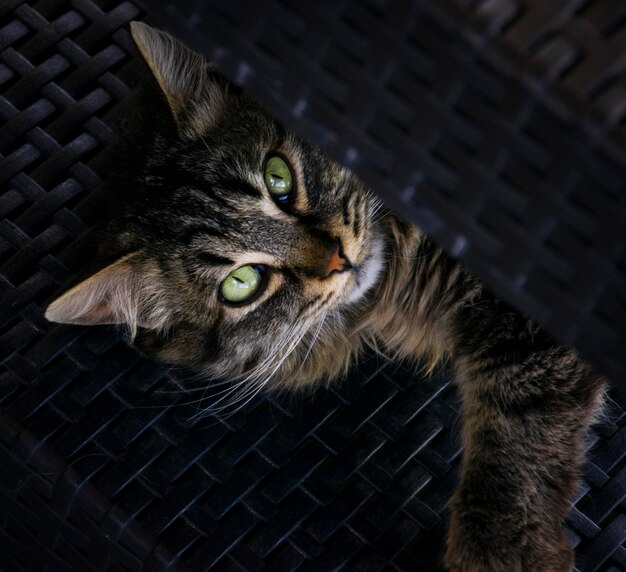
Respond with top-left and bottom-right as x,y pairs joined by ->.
344,232 -> 385,305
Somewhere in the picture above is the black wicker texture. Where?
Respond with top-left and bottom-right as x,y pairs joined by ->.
0,1 -> 625,571
136,0 -> 626,393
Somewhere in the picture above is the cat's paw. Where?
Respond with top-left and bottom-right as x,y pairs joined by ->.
444,512 -> 574,572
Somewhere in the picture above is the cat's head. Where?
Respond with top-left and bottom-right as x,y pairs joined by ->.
45,23 -> 386,389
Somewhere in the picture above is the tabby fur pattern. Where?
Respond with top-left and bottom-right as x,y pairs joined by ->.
46,23 -> 605,571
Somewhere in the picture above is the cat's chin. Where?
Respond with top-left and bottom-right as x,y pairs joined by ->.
343,232 -> 386,305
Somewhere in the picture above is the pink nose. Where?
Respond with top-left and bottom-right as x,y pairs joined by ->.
326,245 -> 348,275
315,243 -> 352,278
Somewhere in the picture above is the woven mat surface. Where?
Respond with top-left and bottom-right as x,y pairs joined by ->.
1,1 -> 625,571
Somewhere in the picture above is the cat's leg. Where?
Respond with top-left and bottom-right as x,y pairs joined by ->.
444,304 -> 604,571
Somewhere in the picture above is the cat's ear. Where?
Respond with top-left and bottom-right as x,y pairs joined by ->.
130,21 -> 212,129
45,252 -> 167,336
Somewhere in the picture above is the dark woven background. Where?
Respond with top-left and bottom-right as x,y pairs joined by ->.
0,1 -> 625,571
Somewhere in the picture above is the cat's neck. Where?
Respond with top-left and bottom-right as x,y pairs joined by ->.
291,216 -> 469,387
355,216 -> 463,366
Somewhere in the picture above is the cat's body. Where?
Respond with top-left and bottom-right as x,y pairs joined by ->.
344,218 -> 603,570
45,23 -> 605,571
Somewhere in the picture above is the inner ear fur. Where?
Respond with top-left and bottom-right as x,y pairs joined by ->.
130,21 -> 224,134
45,252 -> 169,336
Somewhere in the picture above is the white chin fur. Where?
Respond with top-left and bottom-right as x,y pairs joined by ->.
346,233 -> 385,304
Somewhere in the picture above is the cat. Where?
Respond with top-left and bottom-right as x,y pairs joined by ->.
45,22 -> 605,571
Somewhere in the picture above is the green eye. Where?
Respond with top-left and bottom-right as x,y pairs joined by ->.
221,265 -> 264,303
264,156 -> 293,201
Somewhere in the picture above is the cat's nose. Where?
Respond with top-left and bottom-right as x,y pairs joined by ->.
315,242 -> 352,278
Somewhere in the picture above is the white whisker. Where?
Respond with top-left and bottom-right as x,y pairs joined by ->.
189,318 -> 313,418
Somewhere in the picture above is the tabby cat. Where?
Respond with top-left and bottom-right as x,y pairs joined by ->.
45,22 -> 605,571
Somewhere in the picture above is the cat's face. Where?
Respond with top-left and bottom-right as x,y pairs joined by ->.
45,23 -> 386,390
